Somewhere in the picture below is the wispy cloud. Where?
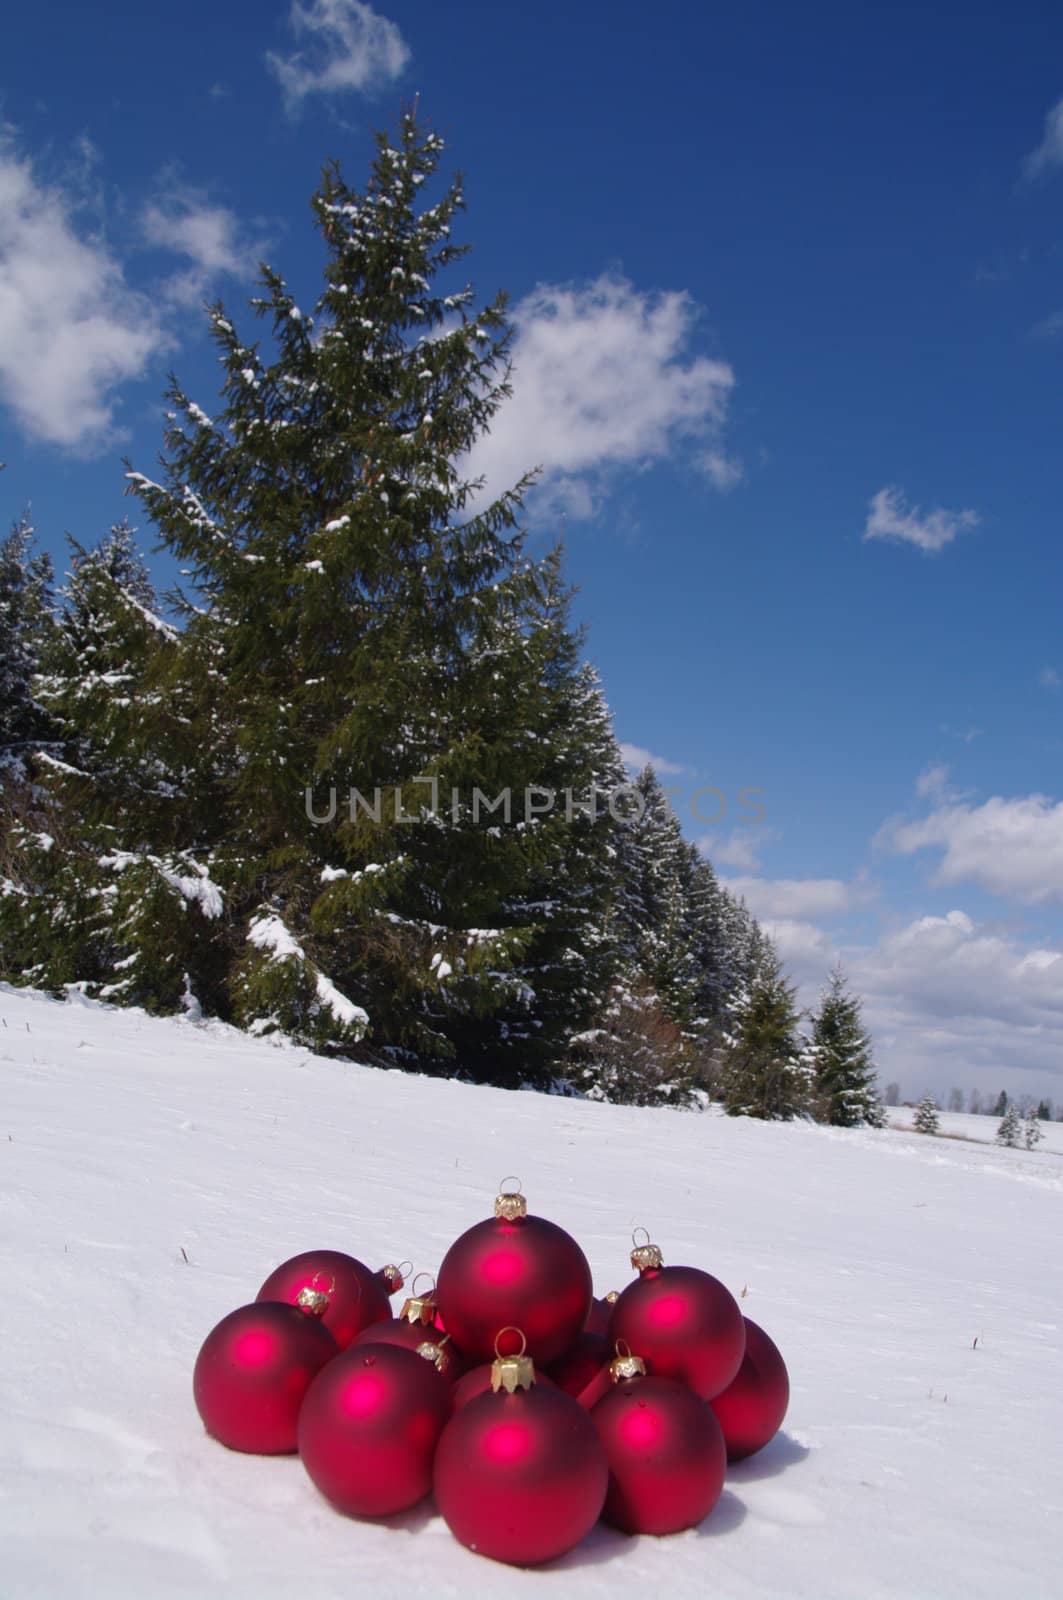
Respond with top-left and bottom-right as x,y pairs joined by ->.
0,142 -> 166,454
1022,95 -> 1063,181
698,826 -> 779,873
863,486 -> 979,554
141,178 -> 262,306
266,0 -> 409,113
720,875 -> 860,920
1040,665 -> 1060,692
618,742 -> 685,776
466,273 -> 739,522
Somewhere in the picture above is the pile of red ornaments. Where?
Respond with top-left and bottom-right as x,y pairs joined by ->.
193,1180 -> 791,1567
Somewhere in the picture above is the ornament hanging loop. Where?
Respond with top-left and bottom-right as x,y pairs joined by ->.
494,1176 -> 527,1221
296,1271 -> 334,1318
630,1227 -> 663,1273
491,1326 -> 535,1393
610,1338 -> 647,1383
400,1272 -> 438,1326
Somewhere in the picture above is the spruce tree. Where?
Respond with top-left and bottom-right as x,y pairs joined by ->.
718,937 -> 810,1119
1023,1110 -> 1044,1151
4,110 -> 625,1079
995,1103 -> 1021,1147
913,1093 -> 940,1135
0,517 -> 54,763
808,966 -> 881,1126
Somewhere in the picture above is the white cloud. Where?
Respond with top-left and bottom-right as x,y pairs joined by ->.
721,876 -> 856,921
141,182 -> 260,306
466,273 -> 738,521
1039,665 -> 1060,691
863,485 -> 979,554
851,910 -> 1063,1098
1022,96 -> 1063,180
882,793 -> 1063,905
266,0 -> 409,111
698,826 -> 779,872
0,144 -> 166,453
618,742 -> 684,776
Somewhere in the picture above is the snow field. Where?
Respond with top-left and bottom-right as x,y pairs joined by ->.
1,981 -> 1060,1598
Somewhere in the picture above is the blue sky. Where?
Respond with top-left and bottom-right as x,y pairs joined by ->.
4,0 -> 1063,1103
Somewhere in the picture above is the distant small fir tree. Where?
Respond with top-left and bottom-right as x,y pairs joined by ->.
808,966 -> 881,1126
913,1093 -> 940,1135
1036,1098 -> 1052,1121
884,1081 -> 901,1107
993,1090 -> 1008,1117
995,1103 -> 1022,1148
1023,1110 -> 1044,1151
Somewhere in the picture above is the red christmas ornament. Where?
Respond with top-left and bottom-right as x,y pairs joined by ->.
193,1289 -> 338,1454
434,1330 -> 608,1567
299,1342 -> 452,1518
453,1362 -> 556,1410
584,1291 -> 619,1336
590,1346 -> 726,1535
709,1316 -> 790,1461
256,1249 -> 390,1351
546,1331 -> 609,1398
609,1261 -> 745,1401
352,1274 -> 463,1381
436,1179 -> 592,1365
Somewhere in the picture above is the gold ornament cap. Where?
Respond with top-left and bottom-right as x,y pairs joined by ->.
380,1259 -> 411,1294
491,1328 -> 536,1394
604,1290 -> 619,1305
610,1340 -> 647,1383
295,1272 -> 334,1318
416,1334 -> 454,1375
494,1176 -> 527,1222
399,1272 -> 438,1326
630,1227 -> 663,1273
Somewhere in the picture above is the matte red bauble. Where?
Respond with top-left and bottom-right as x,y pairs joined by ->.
351,1319 -> 463,1382
256,1249 -> 390,1350
453,1361 -> 556,1410
709,1317 -> 790,1461
609,1265 -> 745,1401
193,1297 -> 337,1454
436,1181 -> 592,1365
434,1338 -> 608,1567
591,1357 -> 726,1535
584,1292 -> 619,1336
298,1343 -> 452,1518
546,1332 -> 609,1399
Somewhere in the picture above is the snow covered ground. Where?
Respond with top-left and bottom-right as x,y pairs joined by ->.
2,982 -> 1060,1599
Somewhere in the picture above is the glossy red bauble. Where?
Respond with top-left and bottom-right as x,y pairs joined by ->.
193,1301 -> 337,1454
591,1376 -> 726,1534
452,1362 -> 556,1410
434,1384 -> 608,1566
709,1317 -> 790,1461
436,1214 -> 592,1365
351,1318 -> 463,1382
298,1343 -> 452,1517
609,1266 -> 745,1400
256,1249 -> 391,1351
546,1332 -> 609,1399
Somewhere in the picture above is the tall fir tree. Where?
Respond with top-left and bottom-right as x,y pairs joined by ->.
2,112 -> 627,1081
808,966 -> 883,1126
718,936 -> 811,1120
0,516 -> 54,763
